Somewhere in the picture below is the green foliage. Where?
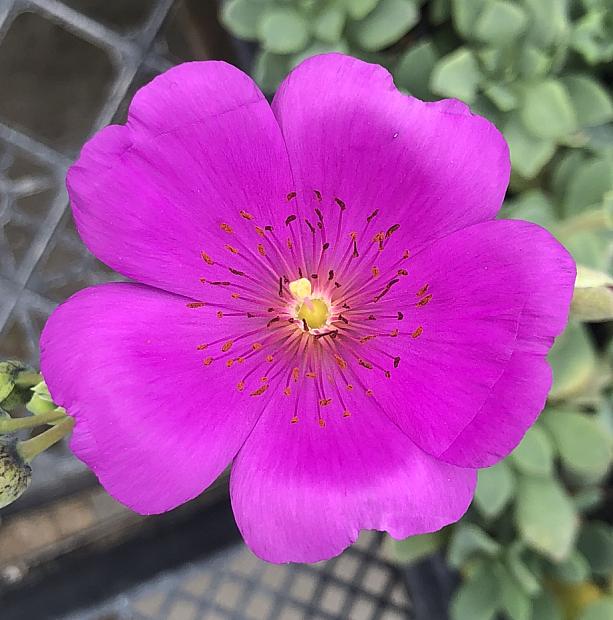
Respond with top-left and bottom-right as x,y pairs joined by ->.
224,2 -> 613,618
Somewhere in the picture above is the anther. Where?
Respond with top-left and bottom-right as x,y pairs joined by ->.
186,302 -> 205,308
417,284 -> 430,296
250,385 -> 269,396
416,294 -> 432,307
220,223 -> 233,234
221,341 -> 233,352
314,190 -> 322,201
203,357 -> 213,366
386,224 -> 400,238
393,356 -> 401,368
285,215 -> 296,226
359,359 -> 373,370
412,326 -> 424,338
224,244 -> 239,254
334,197 -> 346,210
200,252 -> 214,265
287,191 -> 297,201
239,210 -> 254,220
367,209 -> 379,223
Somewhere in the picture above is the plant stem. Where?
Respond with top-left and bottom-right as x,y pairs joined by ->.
0,409 -> 67,434
17,417 -> 75,463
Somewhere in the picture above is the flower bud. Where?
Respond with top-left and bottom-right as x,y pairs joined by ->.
0,436 -> 32,509
0,361 -> 23,403
26,381 -> 61,416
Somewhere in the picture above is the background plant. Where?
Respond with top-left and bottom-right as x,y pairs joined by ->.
221,0 -> 613,618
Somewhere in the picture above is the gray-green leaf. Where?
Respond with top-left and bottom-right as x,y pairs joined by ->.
520,80 -> 577,140
562,74 -> 613,128
447,523 -> 501,569
257,8 -> 310,54
395,39 -> 439,100
349,0 -> 418,51
474,0 -> 528,44
450,561 -> 500,620
548,322 -> 598,401
220,0 -> 268,41
579,598 -> 613,620
542,409 -> 612,478
390,530 -> 445,564
510,426 -> 554,477
430,47 -> 481,103
577,522 -> 613,577
474,460 -> 516,519
515,475 -> 578,561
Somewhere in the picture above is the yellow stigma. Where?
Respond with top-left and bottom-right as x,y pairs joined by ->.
289,278 -> 330,330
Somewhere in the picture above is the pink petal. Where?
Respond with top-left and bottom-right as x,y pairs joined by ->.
373,219 -> 575,462
230,402 -> 476,563
272,53 -> 510,254
439,221 -> 576,467
67,62 -> 295,299
40,283 -> 265,514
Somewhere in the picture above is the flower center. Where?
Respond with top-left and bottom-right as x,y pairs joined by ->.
289,277 -> 330,330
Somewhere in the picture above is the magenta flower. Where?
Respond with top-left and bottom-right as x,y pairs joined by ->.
40,54 -> 575,563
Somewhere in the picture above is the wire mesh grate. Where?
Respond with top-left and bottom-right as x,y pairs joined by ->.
65,533 -> 412,620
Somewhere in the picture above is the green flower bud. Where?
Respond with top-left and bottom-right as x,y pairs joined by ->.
0,436 -> 32,509
0,361 -> 23,402
26,381 -> 63,416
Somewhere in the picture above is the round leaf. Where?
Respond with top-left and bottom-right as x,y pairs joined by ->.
510,426 -> 554,477
580,598 -> 613,620
550,550 -> 591,584
451,561 -> 500,620
220,0 -> 268,41
503,113 -> 555,179
542,410 -> 612,478
431,47 -> 481,103
515,475 -> 578,561
548,322 -> 598,401
520,80 -> 577,139
253,51 -> 291,94
563,74 -> 613,128
314,3 -> 346,43
344,0 -> 380,20
391,530 -> 445,565
532,590 -> 563,620
447,524 -> 501,569
474,0 -> 528,44
395,39 -> 439,100
257,8 -> 310,54
474,460 -> 516,519
577,522 -> 613,577
349,0 -> 418,51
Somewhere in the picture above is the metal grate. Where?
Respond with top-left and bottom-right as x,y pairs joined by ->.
65,533 -> 412,620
